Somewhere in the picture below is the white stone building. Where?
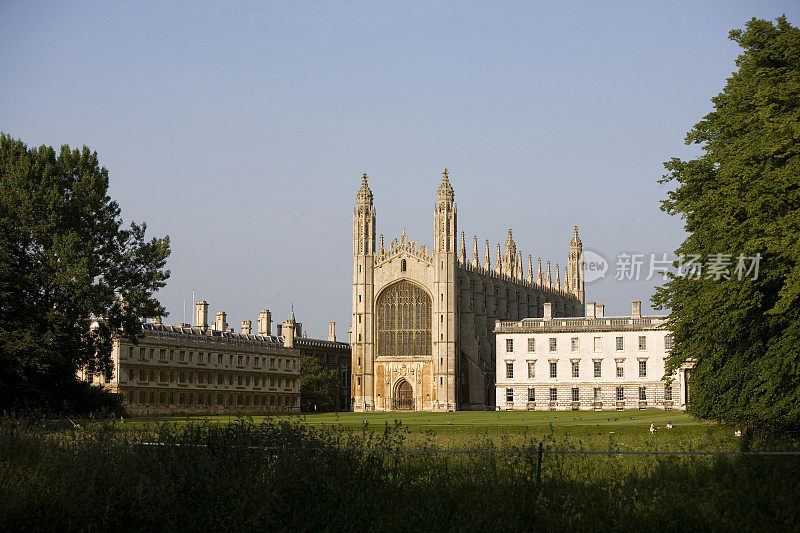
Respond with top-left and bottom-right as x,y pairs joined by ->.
494,300 -> 689,411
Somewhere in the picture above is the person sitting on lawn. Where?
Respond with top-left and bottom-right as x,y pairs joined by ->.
666,421 -> 673,429
649,422 -> 656,434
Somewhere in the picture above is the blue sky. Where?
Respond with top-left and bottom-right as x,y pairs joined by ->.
2,1 -> 797,338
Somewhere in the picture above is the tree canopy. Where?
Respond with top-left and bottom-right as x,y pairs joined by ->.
299,357 -> 338,412
0,134 -> 170,414
654,17 -> 800,426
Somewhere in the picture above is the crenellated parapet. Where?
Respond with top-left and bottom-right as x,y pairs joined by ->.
374,228 -> 434,266
454,226 -> 583,301
457,259 -> 575,299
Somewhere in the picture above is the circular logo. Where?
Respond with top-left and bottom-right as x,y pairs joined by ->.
581,249 -> 608,283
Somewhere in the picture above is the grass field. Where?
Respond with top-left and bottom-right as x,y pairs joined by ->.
131,409 -> 735,451
2,412 -> 797,530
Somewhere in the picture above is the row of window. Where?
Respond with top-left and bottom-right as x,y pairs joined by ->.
506,335 -> 672,353
126,346 -> 297,371
505,385 -> 673,403
505,359 -> 649,379
126,390 -> 299,408
127,368 -> 297,390
86,372 -> 112,384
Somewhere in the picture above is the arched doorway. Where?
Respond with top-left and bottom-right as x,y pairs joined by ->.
393,379 -> 414,410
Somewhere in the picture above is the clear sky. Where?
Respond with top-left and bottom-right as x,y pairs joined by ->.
2,1 -> 798,339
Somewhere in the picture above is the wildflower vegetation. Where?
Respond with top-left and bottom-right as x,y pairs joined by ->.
1,414 -> 798,531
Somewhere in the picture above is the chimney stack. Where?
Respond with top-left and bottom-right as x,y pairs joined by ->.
241,320 -> 252,335
328,322 -> 336,342
544,302 -> 552,321
596,304 -> 605,318
632,300 -> 641,319
257,310 -> 272,336
586,301 -> 596,319
215,311 -> 228,332
195,300 -> 209,329
282,319 -> 295,348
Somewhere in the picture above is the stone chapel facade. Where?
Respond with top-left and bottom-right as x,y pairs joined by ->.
351,170 -> 585,411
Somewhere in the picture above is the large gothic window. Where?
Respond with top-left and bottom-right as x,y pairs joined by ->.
377,281 -> 432,357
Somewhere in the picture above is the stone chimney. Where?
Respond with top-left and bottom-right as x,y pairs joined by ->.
586,302 -> 596,319
596,304 -> 605,318
257,310 -> 272,336
282,318 -> 295,348
632,300 -> 641,319
241,320 -> 252,335
328,322 -> 336,342
195,300 -> 209,329
215,311 -> 228,332
544,302 -> 552,321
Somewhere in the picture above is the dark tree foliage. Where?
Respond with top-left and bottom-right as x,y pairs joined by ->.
654,17 -> 800,426
0,134 -> 170,414
299,357 -> 338,412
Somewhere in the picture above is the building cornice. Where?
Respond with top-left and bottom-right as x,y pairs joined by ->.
496,316 -> 668,334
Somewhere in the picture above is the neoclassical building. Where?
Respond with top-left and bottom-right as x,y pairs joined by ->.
351,170 -> 585,411
495,300 -> 690,411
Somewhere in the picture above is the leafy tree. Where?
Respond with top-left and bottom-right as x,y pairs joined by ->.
654,17 -> 800,426
0,134 -> 170,414
299,357 -> 338,412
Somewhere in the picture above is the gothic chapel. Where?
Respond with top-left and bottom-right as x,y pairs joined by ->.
351,170 -> 585,411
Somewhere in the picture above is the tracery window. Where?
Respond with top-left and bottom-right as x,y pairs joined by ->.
377,281 -> 432,357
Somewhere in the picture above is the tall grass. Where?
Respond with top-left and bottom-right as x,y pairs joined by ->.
1,417 -> 797,531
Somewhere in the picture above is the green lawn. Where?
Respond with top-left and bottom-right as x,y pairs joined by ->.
128,409 -> 735,451
279,409 -> 700,427
137,408 -> 704,428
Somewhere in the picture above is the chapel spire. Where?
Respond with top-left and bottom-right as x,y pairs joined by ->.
354,172 -> 375,255
502,228 -> 516,274
567,224 -> 585,305
555,263 -> 561,290
527,254 -> 533,283
546,260 -> 552,288
434,168 -> 456,254
537,258 -> 543,285
437,167 -> 455,206
356,172 -> 373,206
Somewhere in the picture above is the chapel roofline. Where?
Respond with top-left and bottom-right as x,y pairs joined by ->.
457,261 -> 579,300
